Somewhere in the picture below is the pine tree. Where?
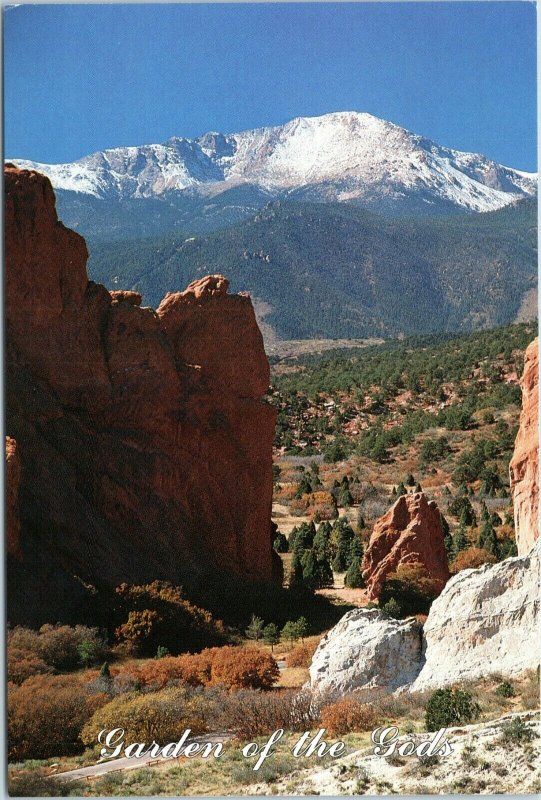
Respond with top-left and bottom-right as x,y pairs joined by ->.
273,532 -> 289,553
245,614 -> 265,641
344,556 -> 364,588
301,549 -> 320,589
405,474 -> 416,487
100,661 -> 111,679
444,531 -> 454,558
262,623 -> 280,652
332,520 -> 355,571
499,537 -> 518,559
349,535 -> 363,561
281,621 -> 300,645
289,550 -> 304,587
313,522 -> 331,560
452,525 -> 469,558
295,616 -> 309,642
316,556 -> 334,587
338,487 -> 354,507
396,482 -> 407,497
477,521 -> 500,558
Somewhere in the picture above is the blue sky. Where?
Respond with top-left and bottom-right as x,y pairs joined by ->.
4,2 -> 537,170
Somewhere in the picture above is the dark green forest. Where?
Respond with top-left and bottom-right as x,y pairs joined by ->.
86,198 -> 537,339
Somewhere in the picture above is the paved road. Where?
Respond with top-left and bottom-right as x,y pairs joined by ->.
53,661 -> 287,782
52,734 -> 231,782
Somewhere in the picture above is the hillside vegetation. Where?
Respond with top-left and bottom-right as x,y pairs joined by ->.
87,198 -> 537,339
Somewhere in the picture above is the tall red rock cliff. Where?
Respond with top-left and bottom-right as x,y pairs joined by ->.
5,165 -> 280,625
5,437 -> 22,560
510,337 -> 539,556
362,492 -> 449,601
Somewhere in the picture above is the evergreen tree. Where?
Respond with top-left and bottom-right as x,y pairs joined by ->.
452,525 -> 469,558
301,549 -> 320,590
100,662 -> 111,679
480,501 -> 490,523
338,487 -> 354,507
331,519 -> 355,571
273,532 -> 289,553
415,482 -> 422,492
440,513 -> 450,537
499,537 -> 518,559
405,474 -> 416,487
382,597 -> 402,618
349,535 -> 363,561
457,499 -> 476,527
444,531 -> 454,558
281,621 -> 300,645
313,522 -> 332,560
477,521 -> 500,558
245,614 -> 265,641
295,616 -> 309,642
262,623 -> 280,652
344,556 -> 364,588
396,482 -> 407,497
289,550 -> 304,587
316,556 -> 334,588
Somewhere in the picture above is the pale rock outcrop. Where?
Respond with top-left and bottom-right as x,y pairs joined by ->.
309,608 -> 422,694
310,544 -> 539,695
509,337 -> 539,555
362,492 -> 449,600
409,542 -> 540,692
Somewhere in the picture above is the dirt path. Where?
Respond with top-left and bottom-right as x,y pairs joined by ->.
52,734 -> 232,783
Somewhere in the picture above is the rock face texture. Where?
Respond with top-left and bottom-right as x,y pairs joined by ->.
410,543 -> 540,692
5,437 -> 22,559
5,165 -> 280,625
309,608 -> 423,695
362,492 -> 450,600
509,338 -> 539,556
310,545 -> 539,695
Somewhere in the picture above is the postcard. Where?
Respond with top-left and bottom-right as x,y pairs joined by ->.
4,2 -> 539,796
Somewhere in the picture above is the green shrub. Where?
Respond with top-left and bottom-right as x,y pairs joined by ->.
425,688 -> 480,731
381,597 -> 402,619
499,717 -> 537,744
495,680 -> 515,698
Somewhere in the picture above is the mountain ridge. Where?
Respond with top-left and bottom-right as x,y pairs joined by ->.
9,111 -> 537,217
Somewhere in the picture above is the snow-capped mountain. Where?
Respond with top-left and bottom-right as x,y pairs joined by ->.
10,111 -> 537,214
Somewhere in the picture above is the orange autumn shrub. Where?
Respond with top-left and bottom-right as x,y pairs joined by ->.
320,697 -> 378,736
209,647 -> 279,691
136,652 -> 212,689
7,648 -> 52,685
286,641 -> 319,668
453,546 -> 497,572
8,674 -> 109,760
132,646 -> 279,691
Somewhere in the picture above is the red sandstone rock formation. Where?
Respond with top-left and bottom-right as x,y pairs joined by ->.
5,437 -> 22,559
510,337 -> 539,556
362,492 -> 450,601
5,165 -> 280,625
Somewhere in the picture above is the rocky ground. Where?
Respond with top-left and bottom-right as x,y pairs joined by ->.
245,711 -> 540,795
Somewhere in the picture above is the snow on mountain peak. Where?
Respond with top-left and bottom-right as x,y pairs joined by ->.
8,111 -> 537,213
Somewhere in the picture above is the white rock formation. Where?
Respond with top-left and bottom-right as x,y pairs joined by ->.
410,543 -> 540,692
308,608 -> 422,694
309,544 -> 540,696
